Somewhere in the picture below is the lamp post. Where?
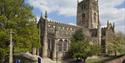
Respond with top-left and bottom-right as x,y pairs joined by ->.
9,29 -> 13,63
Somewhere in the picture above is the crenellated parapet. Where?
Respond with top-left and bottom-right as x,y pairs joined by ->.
101,20 -> 115,33
106,21 -> 115,32
46,19 -> 78,32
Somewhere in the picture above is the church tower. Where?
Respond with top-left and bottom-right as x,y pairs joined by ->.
77,0 -> 99,29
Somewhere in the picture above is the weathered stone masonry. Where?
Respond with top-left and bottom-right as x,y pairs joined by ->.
38,0 -> 115,61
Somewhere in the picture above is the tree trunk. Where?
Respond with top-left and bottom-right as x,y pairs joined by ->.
32,47 -> 36,55
83,57 -> 87,63
114,51 -> 117,56
2,56 -> 5,63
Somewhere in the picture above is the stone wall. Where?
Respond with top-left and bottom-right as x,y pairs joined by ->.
105,56 -> 125,63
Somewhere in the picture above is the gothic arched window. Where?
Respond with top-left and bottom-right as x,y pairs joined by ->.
63,40 -> 68,51
81,4 -> 86,10
48,39 -> 53,51
58,39 -> 63,52
82,13 -> 85,18
94,13 -> 96,23
82,13 -> 85,22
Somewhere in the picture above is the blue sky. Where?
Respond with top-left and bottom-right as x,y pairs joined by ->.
25,0 -> 125,34
32,8 -> 76,24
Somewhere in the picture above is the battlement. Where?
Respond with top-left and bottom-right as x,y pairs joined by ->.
47,19 -> 78,28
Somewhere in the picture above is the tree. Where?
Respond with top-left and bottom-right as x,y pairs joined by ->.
0,0 -> 40,62
69,28 -> 100,63
107,33 -> 125,56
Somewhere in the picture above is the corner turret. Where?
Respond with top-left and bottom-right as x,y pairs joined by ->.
45,11 -> 48,19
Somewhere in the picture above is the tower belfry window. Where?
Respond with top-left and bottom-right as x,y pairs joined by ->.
82,13 -> 85,23
94,13 -> 96,22
83,5 -> 86,9
82,13 -> 85,18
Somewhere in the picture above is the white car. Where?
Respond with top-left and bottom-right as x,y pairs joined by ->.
16,52 -> 42,63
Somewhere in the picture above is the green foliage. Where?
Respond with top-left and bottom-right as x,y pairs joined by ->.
69,28 -> 100,61
0,29 -> 9,59
0,0 -> 40,61
107,33 -> 125,55
72,29 -> 85,42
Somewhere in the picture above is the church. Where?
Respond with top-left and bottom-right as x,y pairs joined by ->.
38,0 -> 115,62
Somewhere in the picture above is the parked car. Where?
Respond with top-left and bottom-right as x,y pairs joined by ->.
14,52 -> 42,63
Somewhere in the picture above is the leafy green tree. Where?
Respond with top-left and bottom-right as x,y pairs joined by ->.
107,33 -> 125,55
0,0 -> 40,62
69,28 -> 100,63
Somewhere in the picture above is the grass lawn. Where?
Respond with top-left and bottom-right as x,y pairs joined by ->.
86,58 -> 102,63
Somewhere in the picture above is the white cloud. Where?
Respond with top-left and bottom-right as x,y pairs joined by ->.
28,0 -> 77,16
28,0 -> 125,33
99,0 -> 125,33
68,23 -> 76,26
116,25 -> 125,34
36,16 -> 40,21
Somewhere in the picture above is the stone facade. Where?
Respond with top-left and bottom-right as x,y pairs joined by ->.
101,21 -> 115,54
38,15 -> 79,60
77,0 -> 101,44
77,0 -> 99,29
38,0 -> 115,62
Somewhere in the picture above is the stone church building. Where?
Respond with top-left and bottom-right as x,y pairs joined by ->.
38,0 -> 115,62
